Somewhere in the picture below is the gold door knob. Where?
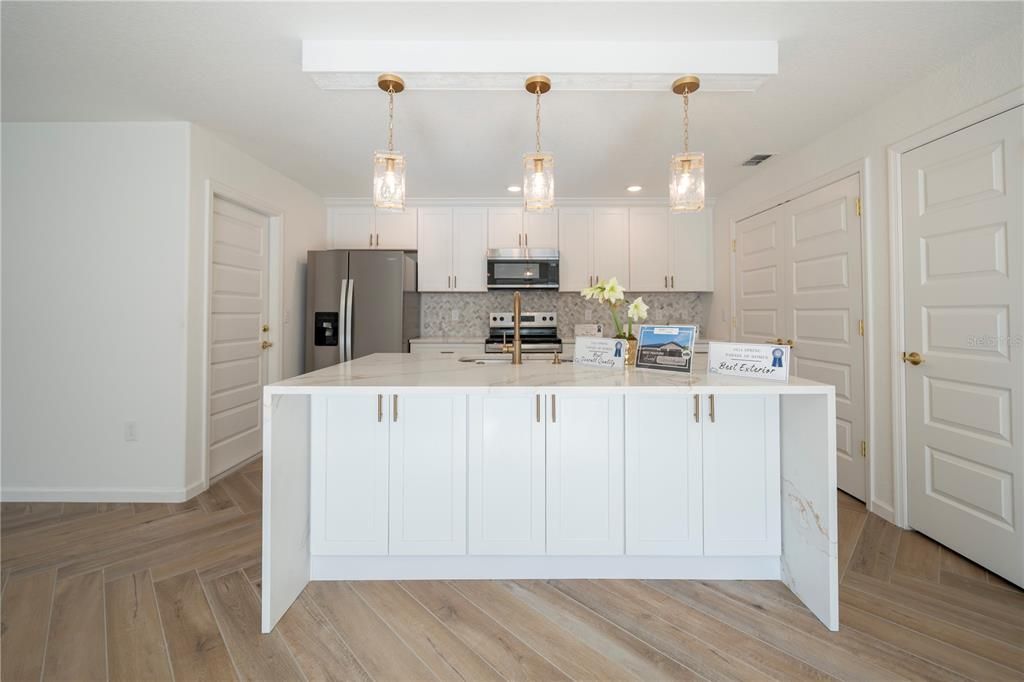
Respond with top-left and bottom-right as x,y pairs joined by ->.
262,324 -> 270,332
902,351 -> 923,366
261,340 -> 273,350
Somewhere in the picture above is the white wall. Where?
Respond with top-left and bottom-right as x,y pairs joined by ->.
184,125 -> 326,489
1,122 -> 325,501
707,28 -> 1023,520
2,122 -> 192,498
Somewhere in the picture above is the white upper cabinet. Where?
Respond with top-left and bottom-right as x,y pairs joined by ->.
327,207 -> 417,250
670,210 -> 714,291
417,208 -> 487,292
467,393 -> 546,555
625,394 -> 702,556
487,207 -> 524,248
558,207 -> 629,292
628,207 -> 713,292
546,393 -> 625,555
557,208 -> 593,292
524,211 -> 559,249
701,393 -> 780,556
629,207 -> 671,291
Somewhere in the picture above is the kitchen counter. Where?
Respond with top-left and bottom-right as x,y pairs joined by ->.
409,336 -> 486,344
261,353 -> 838,636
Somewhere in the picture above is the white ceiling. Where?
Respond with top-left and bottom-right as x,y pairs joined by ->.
2,2 -> 1019,199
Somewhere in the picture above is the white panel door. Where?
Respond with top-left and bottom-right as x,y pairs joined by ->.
311,395 -> 389,555
389,394 -> 468,555
452,208 -> 488,292
670,209 -> 714,292
558,208 -> 593,292
546,393 -> 624,555
417,208 -> 454,292
524,211 -> 558,249
628,207 -> 670,292
625,395 -> 702,555
487,207 -> 524,248
902,106 -> 1023,586
209,197 -> 270,477
735,205 -> 785,344
702,394 -> 781,556
375,209 -> 418,249
328,207 -> 375,249
785,175 -> 866,500
468,394 -> 546,554
594,207 -> 630,289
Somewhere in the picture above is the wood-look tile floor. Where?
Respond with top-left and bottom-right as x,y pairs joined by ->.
2,460 -> 1022,681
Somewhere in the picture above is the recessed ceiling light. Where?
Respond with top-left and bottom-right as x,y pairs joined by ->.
626,185 -> 643,192
507,185 -> 521,192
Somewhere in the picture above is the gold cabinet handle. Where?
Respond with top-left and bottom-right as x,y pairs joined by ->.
536,394 -> 541,423
664,275 -> 669,288
392,395 -> 398,422
524,233 -> 528,246
671,275 -> 675,288
369,233 -> 374,247
518,233 -> 522,246
376,233 -> 380,246
377,394 -> 383,422
709,394 -> 715,423
693,394 -> 700,423
453,274 -> 457,288
448,275 -> 451,288
786,339 -> 795,348
903,351 -> 923,366
261,340 -> 273,350
551,395 -> 556,423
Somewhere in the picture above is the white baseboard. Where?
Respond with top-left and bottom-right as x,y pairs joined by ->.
311,555 -> 781,581
869,498 -> 896,524
2,479 -> 208,504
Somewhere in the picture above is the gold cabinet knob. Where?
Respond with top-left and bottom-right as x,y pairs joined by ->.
261,340 -> 273,350
903,351 -> 923,366
262,324 -> 270,332
785,339 -> 796,348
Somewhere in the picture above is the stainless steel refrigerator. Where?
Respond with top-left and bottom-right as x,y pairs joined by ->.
305,250 -> 419,372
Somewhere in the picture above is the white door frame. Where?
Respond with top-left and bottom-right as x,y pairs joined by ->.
201,180 -> 285,487
886,88 -> 1024,529
729,160 -> 874,510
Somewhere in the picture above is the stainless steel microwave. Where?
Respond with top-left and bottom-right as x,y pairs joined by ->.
486,248 -> 559,289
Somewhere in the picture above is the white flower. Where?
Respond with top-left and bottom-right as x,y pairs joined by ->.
581,283 -> 603,300
601,277 -> 625,303
627,297 -> 649,322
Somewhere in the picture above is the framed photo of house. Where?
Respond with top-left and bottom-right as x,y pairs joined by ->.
635,325 -> 699,373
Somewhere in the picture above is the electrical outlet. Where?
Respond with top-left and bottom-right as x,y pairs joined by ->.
124,421 -> 138,442
451,309 -> 460,322
584,309 -> 593,321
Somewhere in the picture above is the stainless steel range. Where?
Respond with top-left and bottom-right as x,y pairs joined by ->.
484,311 -> 562,354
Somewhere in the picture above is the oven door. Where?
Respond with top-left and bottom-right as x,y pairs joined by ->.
487,253 -> 559,289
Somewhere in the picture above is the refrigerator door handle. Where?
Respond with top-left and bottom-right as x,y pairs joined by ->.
337,279 -> 348,364
344,278 -> 354,362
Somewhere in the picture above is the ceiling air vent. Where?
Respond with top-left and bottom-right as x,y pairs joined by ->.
742,154 -> 773,166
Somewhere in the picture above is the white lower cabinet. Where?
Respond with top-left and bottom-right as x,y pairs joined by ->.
625,395 -> 702,555
389,393 -> 468,555
701,393 -> 781,556
546,393 -> 625,555
311,395 -> 389,555
467,393 -> 546,554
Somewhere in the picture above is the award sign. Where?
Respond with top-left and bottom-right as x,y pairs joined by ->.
635,325 -> 698,373
573,337 -> 626,369
707,342 -> 790,381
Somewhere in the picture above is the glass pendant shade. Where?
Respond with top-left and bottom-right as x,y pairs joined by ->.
373,151 -> 406,211
523,153 -> 554,212
669,152 -> 705,213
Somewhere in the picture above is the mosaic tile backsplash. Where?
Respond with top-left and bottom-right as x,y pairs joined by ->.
421,291 -> 707,339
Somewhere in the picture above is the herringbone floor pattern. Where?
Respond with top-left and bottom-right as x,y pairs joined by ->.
2,458 -> 1022,681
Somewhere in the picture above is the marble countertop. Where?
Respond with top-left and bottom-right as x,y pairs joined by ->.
410,337 -> 485,344
267,353 -> 832,395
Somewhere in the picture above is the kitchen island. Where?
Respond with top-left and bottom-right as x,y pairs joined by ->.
261,353 -> 838,632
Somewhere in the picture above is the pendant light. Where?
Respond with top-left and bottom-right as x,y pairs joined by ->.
669,75 -> 705,213
523,75 -> 554,212
373,73 -> 406,211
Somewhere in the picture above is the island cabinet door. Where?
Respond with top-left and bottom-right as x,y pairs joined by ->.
701,394 -> 781,556
467,394 -> 546,554
388,393 -> 468,555
311,395 -> 389,555
624,395 -> 702,555
546,393 -> 625,555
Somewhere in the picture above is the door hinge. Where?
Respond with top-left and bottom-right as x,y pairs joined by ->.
860,441 -> 867,458
731,239 -> 737,253
855,197 -> 862,216
858,319 -> 864,336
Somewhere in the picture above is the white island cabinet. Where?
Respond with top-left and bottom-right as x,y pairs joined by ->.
263,354 -> 839,635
